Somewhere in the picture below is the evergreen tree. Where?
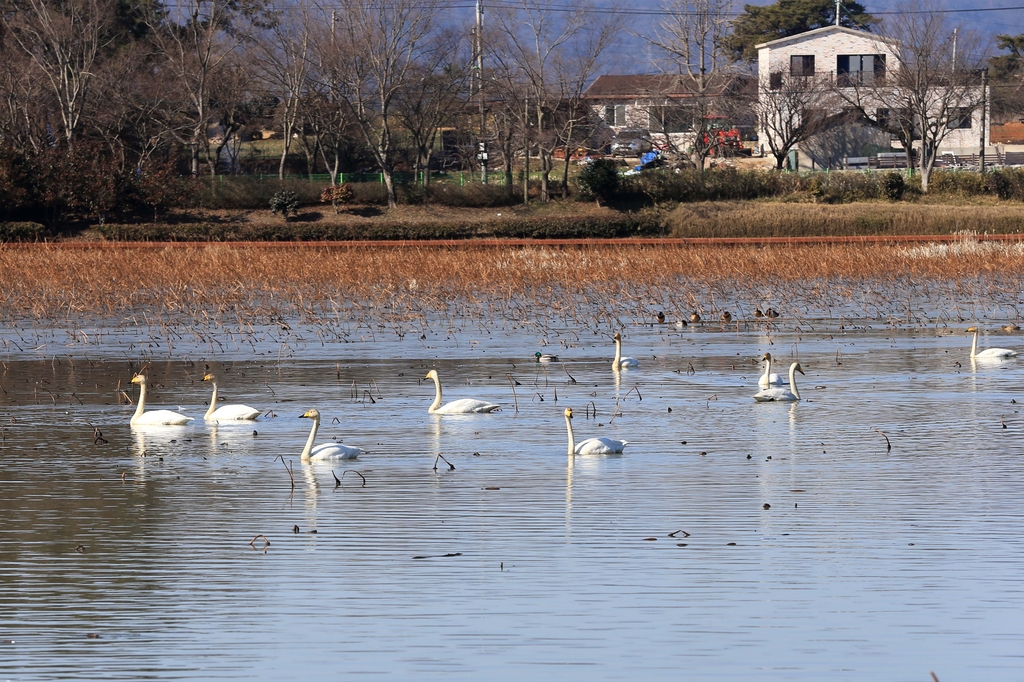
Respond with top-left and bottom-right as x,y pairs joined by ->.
727,0 -> 875,62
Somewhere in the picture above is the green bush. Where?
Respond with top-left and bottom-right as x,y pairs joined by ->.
0,221 -> 46,241
988,168 -> 1024,201
928,170 -> 988,197
269,190 -> 300,219
880,171 -> 906,201
577,159 -> 620,204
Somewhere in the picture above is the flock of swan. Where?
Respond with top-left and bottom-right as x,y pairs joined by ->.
127,326 -> 1017,462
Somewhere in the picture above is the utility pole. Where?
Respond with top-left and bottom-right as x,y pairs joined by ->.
475,0 -> 488,183
952,28 -> 957,68
980,68 -> 988,172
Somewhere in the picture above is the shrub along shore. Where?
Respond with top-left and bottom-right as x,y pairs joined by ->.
1,168 -> 1023,242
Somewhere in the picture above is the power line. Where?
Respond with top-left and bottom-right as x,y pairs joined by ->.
242,1 -> 1024,17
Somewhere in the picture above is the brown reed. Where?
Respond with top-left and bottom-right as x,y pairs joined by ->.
0,239 -> 1022,322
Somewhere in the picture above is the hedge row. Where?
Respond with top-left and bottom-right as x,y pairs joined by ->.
618,167 -> 1024,204
0,222 -> 45,241
94,214 -> 663,241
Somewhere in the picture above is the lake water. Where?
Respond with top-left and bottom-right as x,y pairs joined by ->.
2,306 -> 1023,680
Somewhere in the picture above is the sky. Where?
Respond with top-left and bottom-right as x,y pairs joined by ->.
468,0 -> 1024,73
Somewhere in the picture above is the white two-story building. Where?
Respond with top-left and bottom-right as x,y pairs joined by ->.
756,25 -> 987,169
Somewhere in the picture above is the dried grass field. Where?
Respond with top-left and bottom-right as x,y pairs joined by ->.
2,238 -> 1023,325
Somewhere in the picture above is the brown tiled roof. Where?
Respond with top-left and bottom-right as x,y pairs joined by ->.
583,74 -> 753,99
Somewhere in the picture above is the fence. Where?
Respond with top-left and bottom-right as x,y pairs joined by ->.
224,170 -> 549,185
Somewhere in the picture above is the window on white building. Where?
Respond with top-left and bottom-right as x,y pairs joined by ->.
648,106 -> 692,134
790,55 -> 815,77
604,104 -> 626,126
947,107 -> 973,129
837,54 -> 886,86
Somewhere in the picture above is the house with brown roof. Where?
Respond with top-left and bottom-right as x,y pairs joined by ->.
582,73 -> 754,155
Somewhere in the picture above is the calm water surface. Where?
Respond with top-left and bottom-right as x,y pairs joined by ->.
1,312 -> 1023,680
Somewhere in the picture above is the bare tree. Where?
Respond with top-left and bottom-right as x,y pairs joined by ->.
330,0 -> 441,208
833,3 -> 986,191
644,0 -> 740,170
1,0 -> 114,146
757,73 -> 838,169
91,41 -> 185,172
492,0 -> 616,201
0,40 -> 47,152
146,0 -> 263,175
252,6 -> 310,179
394,28 -> 471,187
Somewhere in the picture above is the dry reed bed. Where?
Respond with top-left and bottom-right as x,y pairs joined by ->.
1,241 -> 1022,322
666,202 -> 1024,238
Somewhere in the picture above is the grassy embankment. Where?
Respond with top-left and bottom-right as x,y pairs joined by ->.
4,168 -> 1024,241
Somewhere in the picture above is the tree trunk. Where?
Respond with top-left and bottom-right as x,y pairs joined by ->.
382,167 -> 397,208
523,140 -> 530,204
278,128 -> 292,179
561,154 -> 571,196
540,150 -> 551,202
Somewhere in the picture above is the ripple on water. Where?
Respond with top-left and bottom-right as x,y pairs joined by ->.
0,322 -> 1023,679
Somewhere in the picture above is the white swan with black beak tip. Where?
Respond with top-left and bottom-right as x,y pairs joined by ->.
129,374 -> 193,426
612,332 -> 639,370
564,407 -> 627,455
299,409 -> 362,461
967,326 -> 1017,360
425,369 -> 500,414
758,352 -> 789,388
202,373 -> 260,421
753,362 -> 805,402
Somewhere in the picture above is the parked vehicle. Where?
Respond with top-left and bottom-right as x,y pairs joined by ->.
610,131 -> 652,156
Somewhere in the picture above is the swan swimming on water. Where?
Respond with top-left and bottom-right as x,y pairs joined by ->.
202,373 -> 260,421
758,352 -> 789,388
753,362 -> 805,402
129,374 -> 193,426
425,369 -> 500,414
612,332 -> 639,370
299,408 -> 362,461
564,407 -> 627,455
967,326 -> 1017,360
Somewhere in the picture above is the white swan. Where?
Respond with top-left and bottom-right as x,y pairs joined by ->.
753,362 -> 805,402
564,407 -> 627,455
612,332 -> 639,370
129,374 -> 193,426
758,352 -> 789,388
299,409 -> 362,461
425,369 -> 500,414
202,373 -> 260,421
968,326 -> 1017,359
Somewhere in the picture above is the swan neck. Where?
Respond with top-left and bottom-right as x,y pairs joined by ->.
204,382 -> 218,420
971,329 -> 978,358
612,338 -> 621,369
428,374 -> 442,413
789,364 -> 801,400
131,381 -> 147,424
762,356 -> 771,382
565,413 -> 575,456
301,415 -> 319,460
